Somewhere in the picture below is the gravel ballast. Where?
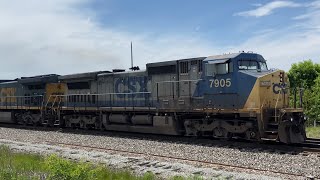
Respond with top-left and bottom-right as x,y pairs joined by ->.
0,139 -> 276,180
0,127 -> 318,179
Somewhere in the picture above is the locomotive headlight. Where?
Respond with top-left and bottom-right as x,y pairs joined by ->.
290,117 -> 294,122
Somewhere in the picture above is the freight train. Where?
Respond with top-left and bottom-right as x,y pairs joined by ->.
0,52 -> 306,143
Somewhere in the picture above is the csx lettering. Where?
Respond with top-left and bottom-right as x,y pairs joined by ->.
209,78 -> 231,88
273,83 -> 287,94
115,76 -> 148,98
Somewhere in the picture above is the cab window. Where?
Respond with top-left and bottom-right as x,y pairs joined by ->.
238,60 -> 258,70
205,62 -> 233,76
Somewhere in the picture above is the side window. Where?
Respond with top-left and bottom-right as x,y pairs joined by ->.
216,63 -> 228,74
206,62 -> 232,76
206,64 -> 216,76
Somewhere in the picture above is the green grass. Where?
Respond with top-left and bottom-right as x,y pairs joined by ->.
0,145 -> 156,180
0,145 -> 204,180
306,126 -> 320,138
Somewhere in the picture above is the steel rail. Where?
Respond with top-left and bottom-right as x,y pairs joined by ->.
45,141 -> 310,179
0,123 -> 319,178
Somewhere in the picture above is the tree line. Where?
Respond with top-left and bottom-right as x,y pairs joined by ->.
288,60 -> 320,126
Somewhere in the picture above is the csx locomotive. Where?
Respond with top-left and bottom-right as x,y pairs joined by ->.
0,52 -> 306,143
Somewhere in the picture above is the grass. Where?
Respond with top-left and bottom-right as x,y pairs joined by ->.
306,126 -> 320,138
0,145 -> 156,180
0,145 -> 204,180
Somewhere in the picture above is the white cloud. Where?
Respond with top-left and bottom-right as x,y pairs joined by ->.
230,1 -> 320,70
235,1 -> 301,17
230,31 -> 320,70
1,0 -> 320,80
0,0 -> 216,79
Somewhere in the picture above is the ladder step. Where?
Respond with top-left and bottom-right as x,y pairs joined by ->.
266,130 -> 278,134
267,123 -> 278,126
264,135 -> 278,140
54,120 -> 60,126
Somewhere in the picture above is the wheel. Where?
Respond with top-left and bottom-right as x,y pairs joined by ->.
213,127 -> 232,139
245,128 -> 260,141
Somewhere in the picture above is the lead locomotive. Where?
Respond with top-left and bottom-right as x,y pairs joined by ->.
0,52 -> 306,143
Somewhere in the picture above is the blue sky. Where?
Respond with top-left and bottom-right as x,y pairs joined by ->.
88,0 -> 305,45
0,0 -> 319,78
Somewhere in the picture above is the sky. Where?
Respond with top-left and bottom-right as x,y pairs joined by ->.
0,0 -> 319,79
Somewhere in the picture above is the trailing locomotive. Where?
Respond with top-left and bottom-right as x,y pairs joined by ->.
0,52 -> 306,143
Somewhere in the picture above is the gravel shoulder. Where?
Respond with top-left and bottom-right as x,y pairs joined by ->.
0,127 -> 318,179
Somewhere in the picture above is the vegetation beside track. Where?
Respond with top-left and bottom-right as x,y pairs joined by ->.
0,145 -> 156,180
0,145 -> 204,180
288,60 -> 320,125
306,126 -> 320,139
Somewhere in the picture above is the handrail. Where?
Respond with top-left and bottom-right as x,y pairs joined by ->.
260,96 -> 267,130
3,95 -> 43,98
51,96 -> 58,110
274,92 -> 281,122
57,96 -> 63,110
156,79 -> 202,84
44,95 -> 52,112
49,92 -> 153,109
2,95 -> 44,109
54,92 -> 152,96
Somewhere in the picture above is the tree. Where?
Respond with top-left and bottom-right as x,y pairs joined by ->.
287,60 -> 320,126
288,60 -> 320,89
306,76 -> 320,123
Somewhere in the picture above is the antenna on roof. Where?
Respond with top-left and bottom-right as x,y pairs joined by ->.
131,42 -> 133,69
129,42 -> 140,71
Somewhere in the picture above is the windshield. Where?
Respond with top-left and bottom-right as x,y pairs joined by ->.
238,60 -> 258,70
259,62 -> 268,70
238,60 -> 268,71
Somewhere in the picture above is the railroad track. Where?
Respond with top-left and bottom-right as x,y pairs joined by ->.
297,138 -> 320,155
1,123 -> 320,156
1,123 -> 319,179
45,141 -> 315,179
305,138 -> 320,145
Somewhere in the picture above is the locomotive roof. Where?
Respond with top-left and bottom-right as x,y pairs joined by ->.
0,80 -> 18,85
18,74 -> 59,84
204,53 -> 241,61
146,52 -> 263,68
0,80 -> 14,83
59,71 -> 111,81
204,52 -> 265,62
147,57 -> 206,68
98,70 -> 146,77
